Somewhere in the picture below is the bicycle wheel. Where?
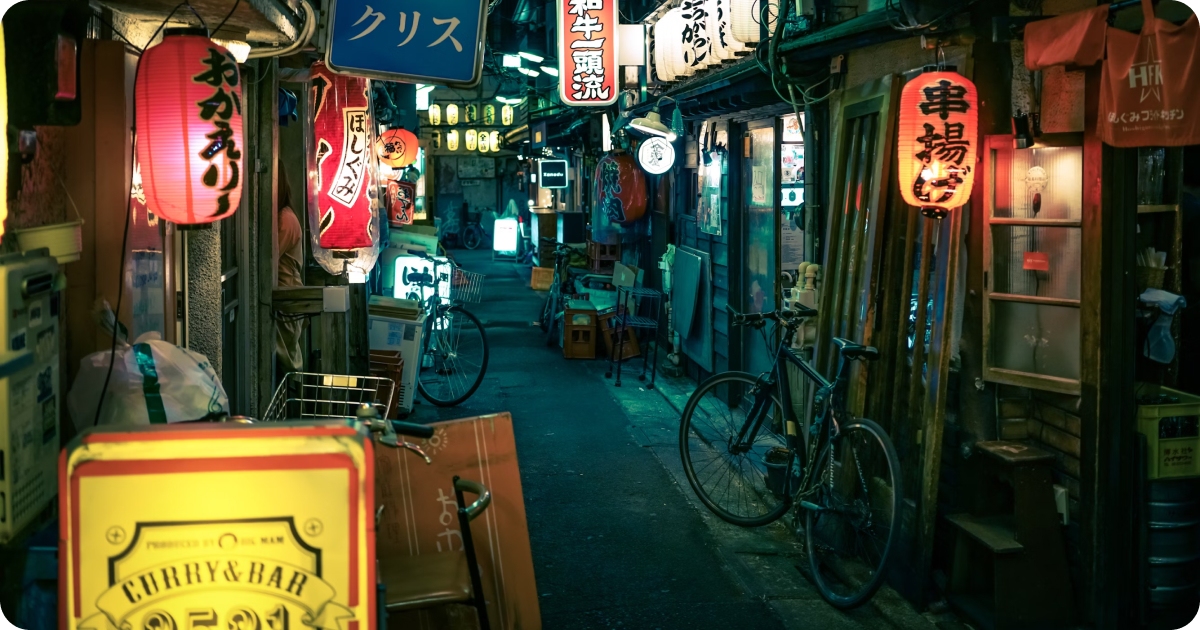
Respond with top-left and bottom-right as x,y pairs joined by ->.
680,371 -> 797,527
544,289 -> 562,347
805,418 -> 900,609
462,225 -> 483,250
539,283 -> 557,332
417,306 -> 490,407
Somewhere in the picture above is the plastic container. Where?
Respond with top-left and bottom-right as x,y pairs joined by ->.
13,220 -> 83,263
1138,384 -> 1200,479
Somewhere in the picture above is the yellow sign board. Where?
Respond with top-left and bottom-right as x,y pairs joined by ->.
61,422 -> 375,630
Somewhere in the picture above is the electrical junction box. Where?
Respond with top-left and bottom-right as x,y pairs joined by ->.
0,249 -> 60,543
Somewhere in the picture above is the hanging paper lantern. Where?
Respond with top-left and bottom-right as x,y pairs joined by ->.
387,179 -> 416,226
680,0 -> 716,72
483,104 -> 496,125
376,128 -> 419,167
653,14 -> 677,82
731,0 -> 778,44
465,129 -> 477,151
446,103 -> 459,125
447,129 -> 459,150
465,103 -> 478,123
428,103 -> 441,125
135,29 -> 244,224
310,62 -> 374,249
594,151 -> 648,224
897,69 -> 978,219
431,130 -> 442,149
490,131 -> 501,151
502,104 -> 514,126
478,130 -> 490,153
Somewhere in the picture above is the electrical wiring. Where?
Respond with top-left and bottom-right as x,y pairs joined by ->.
94,0 -> 195,426
213,0 -> 241,33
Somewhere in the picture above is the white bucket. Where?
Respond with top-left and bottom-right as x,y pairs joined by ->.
13,220 -> 84,264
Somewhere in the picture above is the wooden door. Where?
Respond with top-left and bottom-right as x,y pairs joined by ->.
815,75 -> 900,416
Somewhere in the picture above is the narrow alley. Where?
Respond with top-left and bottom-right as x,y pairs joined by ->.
405,250 -> 942,630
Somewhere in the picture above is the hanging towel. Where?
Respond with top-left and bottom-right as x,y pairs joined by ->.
1140,288 -> 1187,364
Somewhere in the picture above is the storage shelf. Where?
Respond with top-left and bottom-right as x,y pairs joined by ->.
1138,204 -> 1179,214
615,314 -> 658,329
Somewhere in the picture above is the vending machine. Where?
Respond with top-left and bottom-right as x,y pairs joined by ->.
0,249 -> 60,542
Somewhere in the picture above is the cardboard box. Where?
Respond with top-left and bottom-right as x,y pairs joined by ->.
376,412 -> 541,629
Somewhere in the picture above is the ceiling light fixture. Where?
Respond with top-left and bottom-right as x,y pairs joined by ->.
517,67 -> 540,77
502,54 -> 521,68
540,66 -> 559,77
629,96 -> 679,142
518,51 -> 545,63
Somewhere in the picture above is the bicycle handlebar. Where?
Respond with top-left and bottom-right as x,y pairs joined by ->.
726,304 -> 817,327
391,420 -> 434,439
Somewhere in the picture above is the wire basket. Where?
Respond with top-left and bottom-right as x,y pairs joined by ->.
263,372 -> 396,422
451,268 -> 486,304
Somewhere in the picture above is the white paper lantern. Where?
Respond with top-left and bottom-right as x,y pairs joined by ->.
447,129 -> 459,151
490,130 -> 501,151
654,16 -> 676,82
680,0 -> 715,71
731,0 -> 778,44
465,129 -> 477,151
428,103 -> 442,125
478,129 -> 490,153
665,10 -> 694,78
446,103 -> 459,125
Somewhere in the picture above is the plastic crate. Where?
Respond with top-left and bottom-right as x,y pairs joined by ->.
587,240 -> 620,261
1137,383 -> 1200,479
598,307 -> 640,360
531,266 -> 554,291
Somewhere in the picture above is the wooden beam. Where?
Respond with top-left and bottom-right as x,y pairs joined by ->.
252,58 -> 279,418
914,207 -> 964,606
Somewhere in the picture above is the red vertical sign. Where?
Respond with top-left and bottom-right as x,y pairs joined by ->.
558,0 -> 618,107
312,62 -> 375,249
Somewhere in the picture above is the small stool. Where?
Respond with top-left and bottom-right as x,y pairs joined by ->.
946,440 -> 1076,630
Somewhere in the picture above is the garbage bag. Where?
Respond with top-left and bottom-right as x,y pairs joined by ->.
68,332 -> 228,431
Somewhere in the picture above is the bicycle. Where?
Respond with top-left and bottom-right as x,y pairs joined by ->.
403,250 -> 490,407
538,238 -> 577,347
678,305 -> 901,609
459,210 -> 486,250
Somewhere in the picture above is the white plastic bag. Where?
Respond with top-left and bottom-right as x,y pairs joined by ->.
68,332 -> 228,432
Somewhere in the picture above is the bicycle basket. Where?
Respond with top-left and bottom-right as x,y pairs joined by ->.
263,372 -> 395,422
450,268 -> 486,304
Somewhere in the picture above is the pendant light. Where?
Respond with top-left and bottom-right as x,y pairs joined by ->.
310,62 -> 374,249
136,28 -> 244,224
428,103 -> 441,125
897,68 -> 979,219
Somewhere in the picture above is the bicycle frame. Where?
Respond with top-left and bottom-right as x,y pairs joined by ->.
732,323 -> 853,498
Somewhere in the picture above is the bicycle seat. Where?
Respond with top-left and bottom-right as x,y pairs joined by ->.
833,338 -> 880,361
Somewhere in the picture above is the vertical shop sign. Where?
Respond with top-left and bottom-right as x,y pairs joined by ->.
897,69 -> 978,218
312,62 -> 376,249
388,180 -> 416,226
558,0 -> 618,106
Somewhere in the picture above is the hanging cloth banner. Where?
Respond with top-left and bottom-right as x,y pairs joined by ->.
1025,0 -> 1200,146
311,62 -> 376,249
1099,0 -> 1200,146
1023,5 -> 1108,70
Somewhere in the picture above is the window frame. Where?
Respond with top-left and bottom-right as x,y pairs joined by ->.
982,133 -> 1084,395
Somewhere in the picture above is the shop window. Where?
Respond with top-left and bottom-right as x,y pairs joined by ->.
982,136 -> 1083,394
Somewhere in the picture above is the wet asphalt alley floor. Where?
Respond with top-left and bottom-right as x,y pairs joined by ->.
406,249 -> 941,630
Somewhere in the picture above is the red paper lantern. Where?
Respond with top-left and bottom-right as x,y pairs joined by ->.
377,128 -> 419,168
311,62 -> 374,249
135,30 -> 244,225
594,151 -> 647,224
897,69 -> 978,218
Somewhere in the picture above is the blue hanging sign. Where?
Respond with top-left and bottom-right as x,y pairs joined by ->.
325,0 -> 487,87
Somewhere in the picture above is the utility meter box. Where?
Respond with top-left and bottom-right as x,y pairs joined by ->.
0,249 -> 60,543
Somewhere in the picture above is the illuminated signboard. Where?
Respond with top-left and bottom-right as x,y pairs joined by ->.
538,159 -> 569,188
557,0 -> 618,106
